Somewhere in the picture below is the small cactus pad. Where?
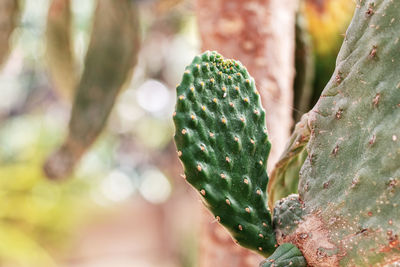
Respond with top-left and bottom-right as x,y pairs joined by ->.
173,51 -> 276,255
272,194 -> 305,241
260,243 -> 306,267
44,0 -> 140,179
281,1 -> 400,266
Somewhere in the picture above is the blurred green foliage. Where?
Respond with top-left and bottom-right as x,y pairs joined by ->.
0,115 -> 95,266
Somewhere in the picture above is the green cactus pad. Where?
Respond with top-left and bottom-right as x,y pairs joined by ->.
173,51 -> 276,256
260,243 -> 306,267
273,194 -> 305,240
281,1 -> 400,265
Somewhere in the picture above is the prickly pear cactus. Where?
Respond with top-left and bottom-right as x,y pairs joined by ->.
174,1 -> 400,266
173,51 -> 277,256
44,0 -> 140,179
274,0 -> 400,266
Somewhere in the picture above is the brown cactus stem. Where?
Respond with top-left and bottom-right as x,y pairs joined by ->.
195,0 -> 298,265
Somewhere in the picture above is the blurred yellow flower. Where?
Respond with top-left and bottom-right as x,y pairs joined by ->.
305,0 -> 355,55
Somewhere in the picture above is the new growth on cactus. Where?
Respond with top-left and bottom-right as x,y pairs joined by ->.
173,51 -> 277,256
174,0 -> 400,266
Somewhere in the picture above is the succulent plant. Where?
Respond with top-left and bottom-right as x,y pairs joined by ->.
173,0 -> 400,265
173,51 -> 276,255
44,0 -> 140,179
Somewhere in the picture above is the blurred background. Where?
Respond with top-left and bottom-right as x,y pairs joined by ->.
1,0 -> 201,266
0,0 -> 354,266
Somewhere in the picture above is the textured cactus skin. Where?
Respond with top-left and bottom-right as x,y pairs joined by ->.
44,0 -> 140,179
173,51 -> 277,256
274,1 -> 400,266
268,114 -> 310,210
260,243 -> 306,267
272,194 -> 304,240
46,0 -> 77,101
0,0 -> 19,67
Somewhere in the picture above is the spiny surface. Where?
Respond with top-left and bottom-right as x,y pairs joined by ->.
174,51 -> 276,256
260,243 -> 306,267
282,1 -> 400,266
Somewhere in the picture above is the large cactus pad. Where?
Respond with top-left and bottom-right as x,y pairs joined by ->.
275,1 -> 400,266
173,51 -> 276,256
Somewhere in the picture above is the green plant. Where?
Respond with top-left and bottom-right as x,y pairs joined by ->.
173,1 -> 400,265
174,51 -> 276,254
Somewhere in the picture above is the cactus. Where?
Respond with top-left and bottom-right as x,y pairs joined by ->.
173,51 -> 276,255
174,0 -> 400,265
278,0 -> 400,265
0,0 -> 19,68
46,0 -> 77,101
44,0 -> 140,179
